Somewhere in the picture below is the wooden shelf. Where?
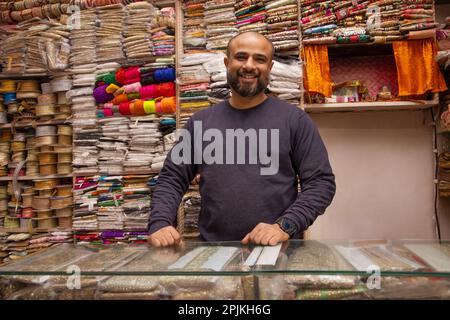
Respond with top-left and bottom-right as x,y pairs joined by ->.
0,174 -> 73,181
0,119 -> 71,129
304,100 -> 438,113
327,42 -> 394,57
0,73 -> 49,79
73,170 -> 158,177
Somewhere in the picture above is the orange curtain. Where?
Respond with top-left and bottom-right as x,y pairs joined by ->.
303,45 -> 333,97
393,39 -> 447,97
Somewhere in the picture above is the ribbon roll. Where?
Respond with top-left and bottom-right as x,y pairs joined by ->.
143,100 -> 156,114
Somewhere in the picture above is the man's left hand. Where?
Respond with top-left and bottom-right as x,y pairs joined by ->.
241,223 -> 289,246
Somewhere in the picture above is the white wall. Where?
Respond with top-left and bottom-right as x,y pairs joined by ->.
307,110 -> 437,240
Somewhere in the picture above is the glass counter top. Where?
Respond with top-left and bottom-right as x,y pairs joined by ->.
1,239 -> 450,277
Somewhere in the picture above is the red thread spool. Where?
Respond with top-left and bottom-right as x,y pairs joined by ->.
119,102 -> 131,116
103,108 -> 113,116
123,67 -> 141,85
140,84 -> 158,99
158,82 -> 175,97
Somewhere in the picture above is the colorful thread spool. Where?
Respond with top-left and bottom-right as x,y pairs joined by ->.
93,84 -> 114,104
118,102 -> 131,116
143,100 -> 156,114
154,68 -> 176,83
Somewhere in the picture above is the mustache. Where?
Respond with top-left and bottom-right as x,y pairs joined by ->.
238,70 -> 260,77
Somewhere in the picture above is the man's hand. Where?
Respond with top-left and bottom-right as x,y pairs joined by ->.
191,174 -> 200,185
241,223 -> 289,246
148,226 -> 182,247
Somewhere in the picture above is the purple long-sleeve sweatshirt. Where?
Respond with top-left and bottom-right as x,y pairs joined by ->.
149,96 -> 336,241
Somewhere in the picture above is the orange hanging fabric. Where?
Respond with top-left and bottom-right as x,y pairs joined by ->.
393,39 -> 447,97
303,45 -> 333,97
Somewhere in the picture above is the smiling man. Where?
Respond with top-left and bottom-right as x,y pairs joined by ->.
148,32 -> 336,247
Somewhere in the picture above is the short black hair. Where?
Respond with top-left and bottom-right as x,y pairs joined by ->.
226,31 -> 274,60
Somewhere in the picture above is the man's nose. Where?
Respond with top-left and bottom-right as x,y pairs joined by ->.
243,57 -> 256,70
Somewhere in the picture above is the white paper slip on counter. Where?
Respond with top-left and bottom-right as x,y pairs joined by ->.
335,246 -> 375,271
244,246 -> 264,266
201,247 -> 239,271
404,244 -> 450,272
168,247 -> 207,270
256,244 -> 282,266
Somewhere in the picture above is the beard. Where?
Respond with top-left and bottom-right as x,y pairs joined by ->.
227,69 -> 269,97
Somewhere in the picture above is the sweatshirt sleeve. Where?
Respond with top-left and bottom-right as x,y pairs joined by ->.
281,111 -> 336,233
149,119 -> 198,234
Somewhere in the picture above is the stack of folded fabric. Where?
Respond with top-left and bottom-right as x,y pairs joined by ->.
0,185 -> 6,226
160,116 -> 177,155
180,53 -> 216,111
204,0 -> 238,51
1,233 -> 31,262
151,7 -> 176,56
97,176 -> 124,231
366,0 -> 404,42
96,3 -> 125,63
439,152 -> 450,197
126,116 -> 161,173
265,0 -> 299,55
74,232 -> 101,244
181,189 -> 201,239
332,1 -> 372,44
300,0 -> 337,45
18,18 -> 49,74
26,232 -> 53,255
73,176 -> 99,232
70,9 -> 99,175
69,65 -> 100,176
183,0 -> 207,52
0,232 -> 7,262
123,1 -> 155,60
399,0 -> 437,36
268,59 -> 302,103
149,116 -> 177,172
47,231 -> 73,245
235,0 -> 267,34
97,117 -> 130,175
0,24 -> 26,74
122,175 -> 151,231
69,8 -> 97,67
202,52 -> 230,104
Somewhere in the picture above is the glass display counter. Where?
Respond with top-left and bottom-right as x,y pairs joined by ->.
0,240 -> 449,300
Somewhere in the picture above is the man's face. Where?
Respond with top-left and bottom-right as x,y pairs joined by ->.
225,34 -> 273,98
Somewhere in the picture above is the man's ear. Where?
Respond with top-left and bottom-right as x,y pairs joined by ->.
224,56 -> 229,67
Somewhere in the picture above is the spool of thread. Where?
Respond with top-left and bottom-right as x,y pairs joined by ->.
51,79 -> 72,92
53,145 -> 71,153
159,82 -> 175,97
155,101 -> 162,113
57,125 -> 72,135
123,82 -> 142,94
38,93 -> 57,105
58,135 -> 72,146
3,92 -> 17,104
94,84 -> 114,104
119,102 -> 131,116
112,94 -> 128,104
154,68 -> 176,83
13,132 -> 26,142
38,153 -> 57,165
0,80 -> 17,93
55,185 -> 72,197
57,91 -> 68,104
18,80 -> 40,92
57,152 -> 72,163
101,72 -> 117,85
35,105 -> 56,117
103,108 -> 113,117
55,206 -> 73,218
133,100 -> 145,115
106,83 -> 120,94
57,163 -> 72,174
35,135 -> 57,147
40,164 -> 57,175
116,66 -> 141,85
161,96 -> 176,113
36,125 -> 57,137
34,179 -> 59,190
41,82 -> 52,94
140,84 -> 158,99
143,100 -> 156,114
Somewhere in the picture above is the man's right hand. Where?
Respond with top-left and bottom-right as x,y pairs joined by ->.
148,226 -> 182,247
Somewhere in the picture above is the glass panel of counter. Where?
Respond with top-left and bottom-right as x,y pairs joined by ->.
0,240 -> 449,300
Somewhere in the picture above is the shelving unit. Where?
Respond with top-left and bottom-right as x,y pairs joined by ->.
0,174 -> 73,181
304,100 -> 439,113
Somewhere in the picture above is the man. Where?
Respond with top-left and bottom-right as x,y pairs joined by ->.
148,32 -> 336,247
